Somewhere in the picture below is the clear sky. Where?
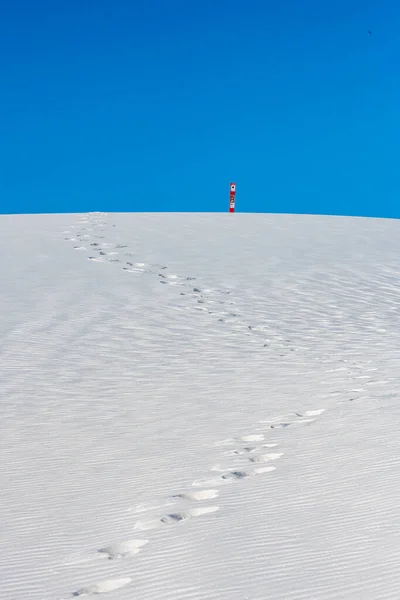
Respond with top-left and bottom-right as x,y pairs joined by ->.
1,0 -> 399,217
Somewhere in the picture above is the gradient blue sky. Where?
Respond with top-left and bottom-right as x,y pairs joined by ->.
1,0 -> 399,217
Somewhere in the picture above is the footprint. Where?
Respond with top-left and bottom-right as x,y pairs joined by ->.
220,467 -> 276,479
231,444 -> 279,457
192,467 -> 275,487
173,489 -> 219,501
252,466 -> 277,474
123,262 -> 151,273
232,447 -> 257,455
270,419 -> 315,429
259,415 -> 317,428
160,512 -> 190,524
159,274 -> 183,285
211,463 -> 236,473
98,539 -> 148,559
295,409 -> 325,417
186,505 -> 219,517
215,434 -> 264,448
73,577 -> 132,596
167,506 -> 218,523
220,470 -> 249,480
135,505 -> 219,529
240,434 -> 265,442
88,256 -> 106,262
249,452 -> 283,463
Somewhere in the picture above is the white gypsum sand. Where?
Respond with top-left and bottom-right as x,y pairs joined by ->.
1,211 -> 400,600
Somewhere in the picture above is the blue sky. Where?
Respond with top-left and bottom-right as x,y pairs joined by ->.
1,0 -> 399,217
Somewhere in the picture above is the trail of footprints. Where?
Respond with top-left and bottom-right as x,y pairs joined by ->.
60,215 -> 384,597
63,214 -> 291,352
63,409 -> 324,597
61,215 -> 370,597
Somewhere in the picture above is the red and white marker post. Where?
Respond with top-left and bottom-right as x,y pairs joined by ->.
229,182 -> 236,213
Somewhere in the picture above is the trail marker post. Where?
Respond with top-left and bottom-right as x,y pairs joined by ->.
229,182 -> 236,213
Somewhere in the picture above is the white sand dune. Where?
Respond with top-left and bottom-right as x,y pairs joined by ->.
1,211 -> 400,600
